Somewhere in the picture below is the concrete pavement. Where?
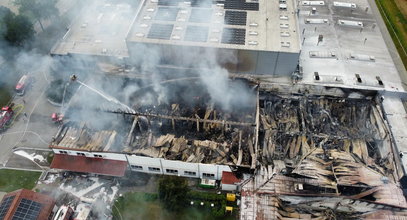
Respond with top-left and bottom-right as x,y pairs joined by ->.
0,68 -> 60,167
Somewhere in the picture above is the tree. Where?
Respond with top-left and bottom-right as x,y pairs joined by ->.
0,7 -> 34,46
14,0 -> 59,31
0,6 -> 12,36
3,14 -> 34,46
158,175 -> 190,212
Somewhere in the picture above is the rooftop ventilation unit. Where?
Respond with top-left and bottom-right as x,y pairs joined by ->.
280,32 -> 290,37
376,76 -> 384,86
350,53 -> 375,62
333,2 -> 356,8
309,51 -> 336,58
302,1 -> 325,6
314,72 -> 320,80
338,20 -> 363,27
281,42 -> 290,47
279,4 -> 287,10
280,23 -> 289,28
355,74 -> 362,83
305,18 -> 328,24
280,15 -> 289,20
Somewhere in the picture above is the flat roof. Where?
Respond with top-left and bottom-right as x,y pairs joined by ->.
51,0 -> 136,58
297,0 -> 405,92
127,0 -> 301,53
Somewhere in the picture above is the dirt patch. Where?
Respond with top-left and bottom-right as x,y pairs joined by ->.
394,0 -> 407,18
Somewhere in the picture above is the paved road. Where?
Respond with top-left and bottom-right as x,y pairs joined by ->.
367,0 -> 407,89
0,68 -> 60,167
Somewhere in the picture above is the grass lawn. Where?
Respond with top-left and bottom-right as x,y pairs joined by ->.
113,192 -> 236,220
375,0 -> 407,69
0,86 -> 12,107
0,169 -> 41,192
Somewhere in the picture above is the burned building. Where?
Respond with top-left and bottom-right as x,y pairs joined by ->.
47,0 -> 407,218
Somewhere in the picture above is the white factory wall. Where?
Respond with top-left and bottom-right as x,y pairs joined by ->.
126,43 -> 300,76
53,149 -> 232,180
127,154 -> 231,180
221,183 -> 238,191
52,149 -> 127,161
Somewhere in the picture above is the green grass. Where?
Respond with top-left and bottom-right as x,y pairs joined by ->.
375,0 -> 407,70
0,169 -> 41,192
112,192 -> 236,220
0,86 -> 12,107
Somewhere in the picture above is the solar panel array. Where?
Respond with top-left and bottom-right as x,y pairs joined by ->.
224,11 -> 247,26
222,0 -> 259,11
148,24 -> 174,40
158,0 -> 180,6
0,196 -> 15,219
12,198 -> 42,220
189,8 -> 213,23
185,26 -> 209,42
222,28 -> 246,45
155,7 -> 179,21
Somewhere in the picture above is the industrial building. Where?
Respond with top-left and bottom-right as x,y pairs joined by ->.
48,0 -> 407,218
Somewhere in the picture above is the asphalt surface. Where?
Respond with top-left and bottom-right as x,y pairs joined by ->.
0,69 -> 60,167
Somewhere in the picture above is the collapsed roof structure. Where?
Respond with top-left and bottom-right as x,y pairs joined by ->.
48,0 -> 407,218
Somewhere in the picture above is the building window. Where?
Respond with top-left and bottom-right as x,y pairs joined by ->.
59,151 -> 68,154
202,173 -> 215,178
166,169 -> 178,174
76,152 -> 85,156
184,171 -> 196,176
93,154 -> 103,158
148,167 -> 161,172
131,165 -> 143,170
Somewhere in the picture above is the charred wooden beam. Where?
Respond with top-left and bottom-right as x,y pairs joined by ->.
107,110 -> 255,127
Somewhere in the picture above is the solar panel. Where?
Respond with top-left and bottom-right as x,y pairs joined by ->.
0,196 -> 15,219
155,7 -> 179,21
224,11 -> 247,26
12,198 -> 42,220
184,26 -> 209,42
158,0 -> 181,6
223,0 -> 259,11
191,0 -> 213,7
221,28 -> 246,45
148,24 -> 174,40
189,8 -> 213,23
